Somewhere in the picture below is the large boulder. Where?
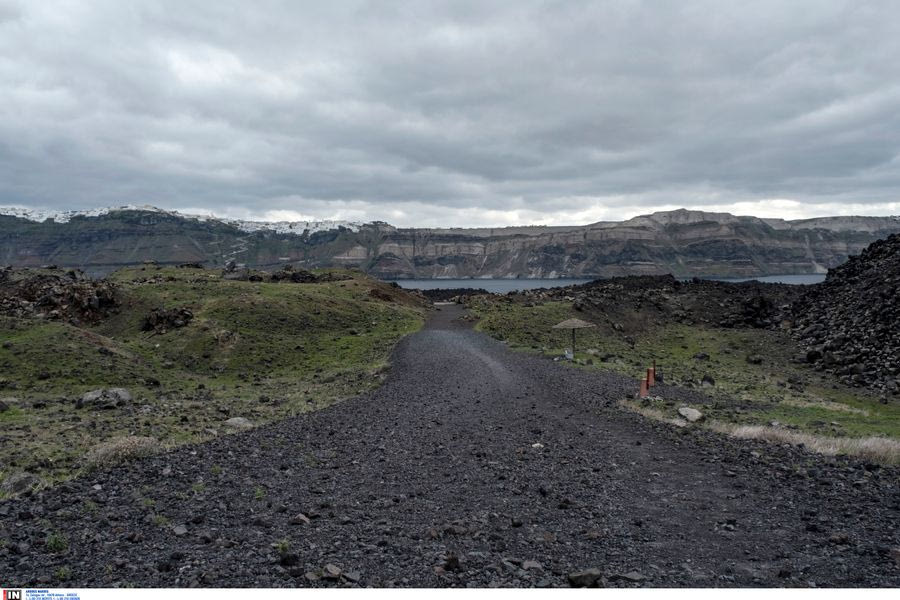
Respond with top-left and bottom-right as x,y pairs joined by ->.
677,406 -> 705,423
77,388 -> 132,410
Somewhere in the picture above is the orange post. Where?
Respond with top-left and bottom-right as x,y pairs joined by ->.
638,378 -> 649,398
647,366 -> 655,387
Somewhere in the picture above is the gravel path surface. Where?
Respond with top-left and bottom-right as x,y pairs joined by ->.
2,305 -> 898,587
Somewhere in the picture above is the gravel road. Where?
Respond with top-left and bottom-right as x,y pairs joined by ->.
2,305 -> 898,587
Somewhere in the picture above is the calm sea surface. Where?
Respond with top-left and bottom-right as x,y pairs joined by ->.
392,274 -> 825,292
392,279 -> 593,293
708,274 -> 826,285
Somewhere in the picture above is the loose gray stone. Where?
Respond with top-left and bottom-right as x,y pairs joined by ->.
77,388 -> 132,409
677,407 -> 704,422
568,568 -> 603,587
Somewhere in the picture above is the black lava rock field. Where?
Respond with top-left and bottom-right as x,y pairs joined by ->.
1,305 -> 898,587
791,233 -> 900,395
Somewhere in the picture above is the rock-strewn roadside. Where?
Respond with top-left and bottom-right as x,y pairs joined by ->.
1,306 -> 898,587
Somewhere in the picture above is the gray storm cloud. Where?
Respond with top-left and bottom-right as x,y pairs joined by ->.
1,0 -> 899,226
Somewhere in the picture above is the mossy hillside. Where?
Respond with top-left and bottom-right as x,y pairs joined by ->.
468,297 -> 900,440
0,267 -> 425,486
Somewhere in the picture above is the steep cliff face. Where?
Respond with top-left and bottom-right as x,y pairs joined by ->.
0,209 -> 371,274
365,210 -> 900,278
1,207 -> 898,278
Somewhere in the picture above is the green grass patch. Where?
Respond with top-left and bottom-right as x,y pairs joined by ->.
0,267 -> 426,486
470,296 -> 900,443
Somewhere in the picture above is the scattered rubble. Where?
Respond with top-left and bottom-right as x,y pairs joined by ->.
76,388 -> 133,410
269,265 -> 352,284
790,233 -> 900,393
420,287 -> 491,303
468,275 -> 802,332
0,267 -> 118,324
141,307 -> 194,334
269,266 -> 319,283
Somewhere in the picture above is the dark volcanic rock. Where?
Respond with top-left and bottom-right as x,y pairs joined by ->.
268,266 -> 352,284
791,234 -> 900,393
269,266 -> 318,283
419,288 -> 492,303
141,307 -> 193,333
0,267 -> 117,324
495,275 -> 803,333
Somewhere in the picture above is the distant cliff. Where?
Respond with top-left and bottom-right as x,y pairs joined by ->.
1,206 -> 898,278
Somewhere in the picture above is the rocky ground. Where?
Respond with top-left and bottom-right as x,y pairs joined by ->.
499,274 -> 805,331
420,287 -> 491,303
790,233 -> 900,395
2,305 -> 898,588
0,267 -> 118,325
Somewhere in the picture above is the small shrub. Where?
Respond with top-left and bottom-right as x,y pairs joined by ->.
46,531 -> 69,554
153,514 -> 170,527
254,486 -> 266,500
84,436 -> 162,470
55,566 -> 72,581
274,538 -> 290,556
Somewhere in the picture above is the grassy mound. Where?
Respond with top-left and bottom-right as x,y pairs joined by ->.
0,266 -> 426,488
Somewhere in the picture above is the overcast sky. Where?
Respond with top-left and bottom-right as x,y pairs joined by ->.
1,1 -> 899,227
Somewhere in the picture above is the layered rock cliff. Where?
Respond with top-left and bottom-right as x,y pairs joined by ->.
364,209 -> 900,278
1,206 -> 898,278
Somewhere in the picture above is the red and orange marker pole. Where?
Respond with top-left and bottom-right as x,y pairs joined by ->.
638,360 -> 658,397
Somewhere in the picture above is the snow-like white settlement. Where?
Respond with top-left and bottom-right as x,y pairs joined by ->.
222,218 -> 362,235
0,205 -> 363,235
0,206 -> 125,223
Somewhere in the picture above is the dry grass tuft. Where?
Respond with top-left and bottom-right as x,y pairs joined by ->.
619,399 -> 900,464
709,422 -> 900,465
84,436 -> 163,469
619,399 -> 687,428
782,398 -> 869,416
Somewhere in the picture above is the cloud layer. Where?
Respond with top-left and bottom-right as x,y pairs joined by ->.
1,1 -> 899,226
